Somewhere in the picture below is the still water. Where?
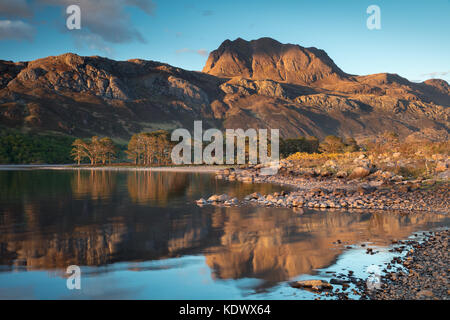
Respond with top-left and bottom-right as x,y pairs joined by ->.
0,169 -> 448,299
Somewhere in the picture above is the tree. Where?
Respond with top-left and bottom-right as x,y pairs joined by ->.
126,134 -> 145,165
70,136 -> 117,165
344,137 -> 359,152
71,139 -> 88,165
319,135 -> 346,153
126,131 -> 172,166
99,137 -> 117,164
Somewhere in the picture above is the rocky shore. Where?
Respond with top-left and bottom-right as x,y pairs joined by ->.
366,229 -> 449,300
287,229 -> 449,300
204,161 -> 449,213
196,156 -> 449,300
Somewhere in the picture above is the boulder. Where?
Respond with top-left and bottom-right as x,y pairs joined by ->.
208,194 -> 230,202
207,194 -> 220,202
358,185 -> 376,194
196,198 -> 207,205
245,192 -> 261,200
336,170 -> 348,178
381,171 -> 393,179
435,161 -> 449,172
290,280 -> 333,291
240,176 -> 254,183
349,166 -> 370,179
224,197 -> 238,205
218,194 -> 229,202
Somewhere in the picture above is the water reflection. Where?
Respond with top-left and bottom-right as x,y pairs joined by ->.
72,170 -> 117,200
0,170 -> 448,298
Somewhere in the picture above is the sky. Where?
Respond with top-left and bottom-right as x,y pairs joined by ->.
0,0 -> 449,83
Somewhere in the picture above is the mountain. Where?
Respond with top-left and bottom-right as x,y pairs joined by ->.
0,37 -> 448,141
202,37 -> 348,85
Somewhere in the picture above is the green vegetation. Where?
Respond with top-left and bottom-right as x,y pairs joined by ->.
3,126 -> 447,175
0,128 -> 75,164
280,136 -> 319,158
319,135 -> 359,153
280,135 -> 360,158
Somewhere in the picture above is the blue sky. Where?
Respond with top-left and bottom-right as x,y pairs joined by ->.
0,0 -> 449,82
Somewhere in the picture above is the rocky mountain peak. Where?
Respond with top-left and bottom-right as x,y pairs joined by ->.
202,37 -> 348,85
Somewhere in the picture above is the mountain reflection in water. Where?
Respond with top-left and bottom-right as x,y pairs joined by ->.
0,169 -> 448,299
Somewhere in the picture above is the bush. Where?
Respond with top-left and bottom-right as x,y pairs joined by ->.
280,136 -> 319,158
0,128 -> 75,164
319,135 -> 346,153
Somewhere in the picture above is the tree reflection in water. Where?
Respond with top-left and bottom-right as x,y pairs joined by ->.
0,170 -> 448,292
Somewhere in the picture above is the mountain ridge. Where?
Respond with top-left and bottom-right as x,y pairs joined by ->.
0,37 -> 448,140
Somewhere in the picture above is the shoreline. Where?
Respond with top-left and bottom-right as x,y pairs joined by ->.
210,167 -> 449,214
291,228 -> 450,300
207,164 -> 449,300
365,229 -> 449,300
0,164 -> 228,173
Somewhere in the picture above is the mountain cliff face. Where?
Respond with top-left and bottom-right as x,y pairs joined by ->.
0,37 -> 448,140
202,37 -> 348,85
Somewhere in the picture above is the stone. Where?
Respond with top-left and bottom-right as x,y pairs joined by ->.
250,192 -> 261,199
437,170 -> 449,180
357,185 -> 376,194
208,194 -> 229,202
330,278 -> 349,285
196,198 -> 207,205
417,290 -> 434,298
435,161 -> 448,172
218,194 -> 229,202
336,171 -> 348,178
290,280 -> 333,291
349,167 -> 370,179
381,171 -> 393,179
207,194 -> 220,202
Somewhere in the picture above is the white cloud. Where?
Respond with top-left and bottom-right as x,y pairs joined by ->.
420,70 -> 450,79
0,0 -> 156,44
37,0 -> 156,44
74,33 -> 114,56
0,20 -> 34,41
